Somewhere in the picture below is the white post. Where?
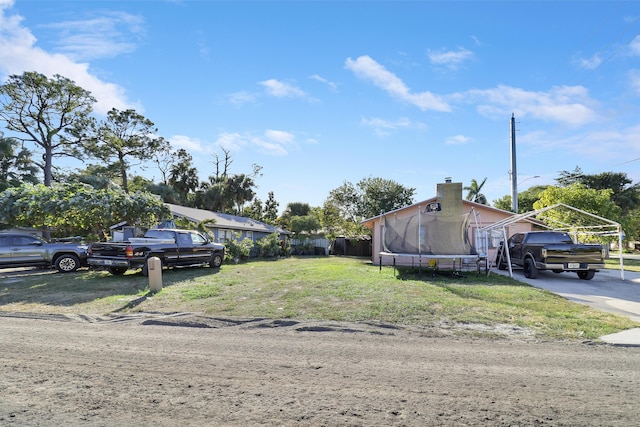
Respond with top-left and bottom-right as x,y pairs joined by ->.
148,257 -> 163,292
618,227 -> 625,281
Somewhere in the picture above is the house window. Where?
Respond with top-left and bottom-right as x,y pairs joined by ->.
218,229 -> 234,243
246,231 -> 253,241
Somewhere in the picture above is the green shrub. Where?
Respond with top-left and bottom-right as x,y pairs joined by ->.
256,232 -> 282,258
224,232 -> 254,263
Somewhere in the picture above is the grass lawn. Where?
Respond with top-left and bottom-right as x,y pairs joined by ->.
605,256 -> 640,272
1,256 -> 637,341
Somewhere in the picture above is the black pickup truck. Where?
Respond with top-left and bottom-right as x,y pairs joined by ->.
496,231 -> 605,280
88,229 -> 225,276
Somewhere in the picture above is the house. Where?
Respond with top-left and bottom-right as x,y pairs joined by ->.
165,203 -> 288,245
361,180 -> 534,269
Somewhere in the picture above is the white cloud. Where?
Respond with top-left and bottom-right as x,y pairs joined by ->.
43,11 -> 144,61
252,138 -> 289,156
170,135 -> 209,153
214,132 -> 246,151
227,79 -> 307,106
427,47 -> 474,69
345,54 -> 599,129
467,84 -> 598,127
256,129 -> 297,155
628,69 -> 640,95
0,1 -> 139,115
345,55 -> 451,112
577,53 -> 602,71
213,129 -> 297,156
259,78 -> 305,98
265,129 -> 296,144
361,116 -> 421,137
629,35 -> 640,56
445,135 -> 472,145
309,74 -> 337,91
226,91 -> 257,106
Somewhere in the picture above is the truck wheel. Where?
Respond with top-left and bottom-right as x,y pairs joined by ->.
496,249 -> 507,270
523,258 -> 538,279
108,267 -> 128,275
578,271 -> 596,280
209,252 -> 223,269
141,262 -> 149,277
54,254 -> 80,273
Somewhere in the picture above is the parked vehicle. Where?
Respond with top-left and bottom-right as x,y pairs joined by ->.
496,231 -> 605,280
0,232 -> 88,273
88,229 -> 225,276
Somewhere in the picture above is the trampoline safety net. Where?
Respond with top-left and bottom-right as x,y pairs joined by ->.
382,211 -> 474,255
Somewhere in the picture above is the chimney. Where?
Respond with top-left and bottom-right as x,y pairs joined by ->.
436,178 -> 462,216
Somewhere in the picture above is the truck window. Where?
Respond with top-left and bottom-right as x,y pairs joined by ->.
13,236 -> 40,246
510,234 -> 523,245
191,233 -> 207,245
527,232 -> 573,244
177,233 -> 192,246
145,230 -> 175,241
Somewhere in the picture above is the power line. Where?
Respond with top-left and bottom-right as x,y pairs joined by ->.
615,157 -> 640,166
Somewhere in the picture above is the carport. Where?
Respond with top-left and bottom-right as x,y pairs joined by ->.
475,203 -> 625,280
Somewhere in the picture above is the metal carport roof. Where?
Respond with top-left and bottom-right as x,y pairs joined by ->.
475,203 -> 626,280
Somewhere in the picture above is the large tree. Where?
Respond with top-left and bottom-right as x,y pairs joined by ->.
556,168 -> 640,240
279,202 -> 322,237
533,183 -> 621,228
327,177 -> 414,222
577,171 -> 639,215
263,191 -> 279,224
493,185 -> 548,213
88,108 -> 167,193
0,132 -> 38,191
169,148 -> 199,203
0,72 -> 96,186
359,177 -> 415,218
0,183 -> 168,239
66,163 -> 120,190
226,173 -> 257,215
197,150 -> 262,215
323,177 -> 414,237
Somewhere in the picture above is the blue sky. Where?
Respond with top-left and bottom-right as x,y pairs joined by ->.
1,1 -> 640,214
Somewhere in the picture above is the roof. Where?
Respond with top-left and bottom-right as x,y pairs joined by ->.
477,203 -> 621,235
361,197 -> 515,227
166,203 -> 288,235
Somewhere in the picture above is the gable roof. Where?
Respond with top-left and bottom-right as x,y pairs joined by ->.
166,203 -> 288,235
361,197 -> 514,227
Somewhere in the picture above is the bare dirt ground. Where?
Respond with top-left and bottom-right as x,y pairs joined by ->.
1,312 -> 639,426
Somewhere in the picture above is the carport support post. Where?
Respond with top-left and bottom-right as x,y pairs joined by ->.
502,227 -> 514,278
618,227 -> 625,281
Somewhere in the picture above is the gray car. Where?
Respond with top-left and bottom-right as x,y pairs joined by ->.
0,232 -> 88,273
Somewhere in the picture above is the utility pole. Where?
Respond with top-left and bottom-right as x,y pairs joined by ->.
510,114 -> 518,213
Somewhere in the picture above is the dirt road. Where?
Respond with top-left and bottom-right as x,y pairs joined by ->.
1,312 -> 639,426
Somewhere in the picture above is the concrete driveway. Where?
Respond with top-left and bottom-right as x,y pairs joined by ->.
494,263 -> 640,345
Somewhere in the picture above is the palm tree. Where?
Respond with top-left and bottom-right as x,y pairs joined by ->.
464,178 -> 488,205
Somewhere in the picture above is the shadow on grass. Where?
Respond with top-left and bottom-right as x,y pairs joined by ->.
393,266 -> 525,285
0,266 -> 220,308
